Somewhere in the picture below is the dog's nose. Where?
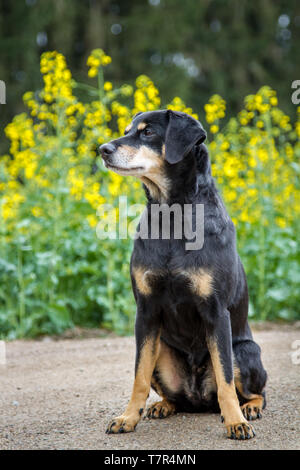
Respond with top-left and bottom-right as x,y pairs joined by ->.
99,143 -> 116,159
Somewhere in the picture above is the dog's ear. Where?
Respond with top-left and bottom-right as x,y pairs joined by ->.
132,111 -> 143,120
165,111 -> 206,164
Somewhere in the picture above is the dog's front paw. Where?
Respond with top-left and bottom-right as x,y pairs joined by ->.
226,422 -> 256,440
106,415 -> 139,434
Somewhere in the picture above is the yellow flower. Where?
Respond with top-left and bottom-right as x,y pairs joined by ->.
120,85 -> 133,96
1,50 -> 299,264
87,215 -> 98,228
87,49 -> 112,77
270,97 -> 278,106
221,141 -> 230,150
210,125 -> 219,134
31,206 -> 43,217
102,55 -> 112,66
88,67 -> 98,78
224,189 -> 237,202
104,81 -> 113,91
204,94 -> 226,124
275,217 -> 287,228
249,156 -> 257,168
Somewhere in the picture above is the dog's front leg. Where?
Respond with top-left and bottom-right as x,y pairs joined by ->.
106,302 -> 160,434
205,308 -> 255,440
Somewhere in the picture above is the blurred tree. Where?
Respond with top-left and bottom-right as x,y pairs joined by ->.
0,0 -> 299,151
118,0 -> 300,117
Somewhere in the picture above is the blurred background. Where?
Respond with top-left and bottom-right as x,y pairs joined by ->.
0,0 -> 299,339
1,0 -> 300,140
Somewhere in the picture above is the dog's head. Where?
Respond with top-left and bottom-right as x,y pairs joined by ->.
99,110 -> 206,200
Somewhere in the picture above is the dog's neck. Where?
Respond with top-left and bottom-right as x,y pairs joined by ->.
141,144 -> 213,205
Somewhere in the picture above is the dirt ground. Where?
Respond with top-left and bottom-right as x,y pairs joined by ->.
0,326 -> 299,450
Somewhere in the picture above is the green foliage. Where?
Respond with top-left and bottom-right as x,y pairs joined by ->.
241,224 -> 299,322
0,49 -> 299,339
0,221 -> 135,339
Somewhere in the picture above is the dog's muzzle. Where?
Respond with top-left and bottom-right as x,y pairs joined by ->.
99,143 -> 116,161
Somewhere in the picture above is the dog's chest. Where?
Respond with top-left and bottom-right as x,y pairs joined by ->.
132,242 -> 213,362
132,237 -> 213,299
132,263 -> 213,301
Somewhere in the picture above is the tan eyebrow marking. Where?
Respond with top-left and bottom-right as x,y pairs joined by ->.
137,122 -> 147,131
124,123 -> 132,134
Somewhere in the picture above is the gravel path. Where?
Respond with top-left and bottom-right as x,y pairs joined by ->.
0,327 -> 299,450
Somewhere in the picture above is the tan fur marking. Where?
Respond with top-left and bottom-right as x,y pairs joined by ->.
147,340 -> 179,419
234,363 -> 263,400
190,270 -> 213,298
118,144 -> 137,159
136,147 -> 170,202
136,146 -> 162,165
241,396 -> 264,411
116,144 -> 161,164
141,176 -> 160,201
208,340 -> 247,430
179,269 -> 213,298
137,122 -> 147,131
151,374 -> 165,398
234,362 -> 264,422
131,336 -> 161,404
146,399 -> 176,419
201,362 -> 217,400
113,143 -> 170,202
119,336 -> 160,416
106,335 -> 160,433
132,266 -> 152,296
155,340 -> 183,394
242,395 -> 264,410
141,174 -> 170,203
125,123 -> 132,133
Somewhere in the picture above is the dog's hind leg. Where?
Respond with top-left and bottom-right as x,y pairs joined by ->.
146,340 -> 183,419
233,340 -> 267,421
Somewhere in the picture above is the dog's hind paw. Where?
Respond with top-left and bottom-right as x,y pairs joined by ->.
146,400 -> 176,419
241,397 -> 263,421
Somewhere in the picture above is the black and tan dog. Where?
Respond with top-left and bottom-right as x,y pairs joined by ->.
100,110 -> 267,440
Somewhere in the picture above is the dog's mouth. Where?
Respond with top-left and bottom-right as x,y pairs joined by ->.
104,161 -> 145,175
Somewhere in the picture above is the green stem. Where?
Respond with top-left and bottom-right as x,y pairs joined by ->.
252,135 -> 267,320
258,222 -> 266,319
0,200 -> 5,260
258,112 -> 274,320
74,78 -> 123,104
107,255 -> 115,328
97,67 -> 105,102
49,103 -> 65,303
73,81 -> 99,96
17,247 -> 25,335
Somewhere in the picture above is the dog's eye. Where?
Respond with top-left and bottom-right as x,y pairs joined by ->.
143,127 -> 154,137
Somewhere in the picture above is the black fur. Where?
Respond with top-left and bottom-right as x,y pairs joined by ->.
100,110 -> 267,415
